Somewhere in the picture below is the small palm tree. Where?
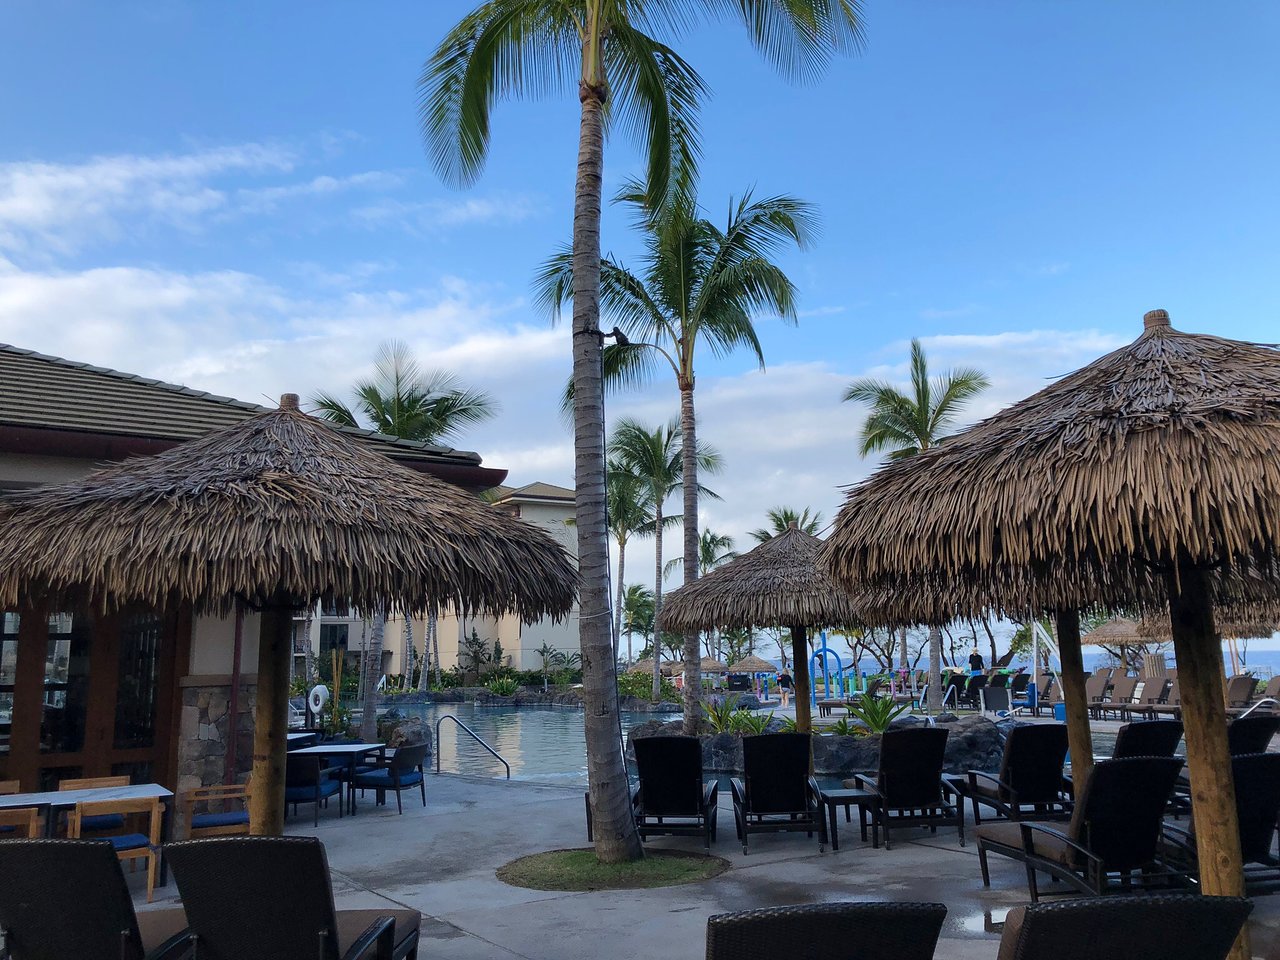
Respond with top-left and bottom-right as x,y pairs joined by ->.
664,529 -> 737,579
313,341 -> 496,739
749,506 -> 824,543
621,584 -> 656,657
842,339 -> 990,712
606,467 -> 657,660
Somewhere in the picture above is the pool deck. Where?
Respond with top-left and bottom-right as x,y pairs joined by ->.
139,770 -> 1280,960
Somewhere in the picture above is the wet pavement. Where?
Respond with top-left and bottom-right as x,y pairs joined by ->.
138,769 -> 1279,960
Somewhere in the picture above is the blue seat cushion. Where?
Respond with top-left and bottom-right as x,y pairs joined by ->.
286,779 -> 342,803
109,833 -> 150,851
328,765 -> 375,781
352,769 -> 423,790
80,813 -> 127,831
192,810 -> 249,829
0,825 -> 14,834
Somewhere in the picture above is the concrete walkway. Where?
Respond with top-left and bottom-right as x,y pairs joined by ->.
186,774 -> 1280,960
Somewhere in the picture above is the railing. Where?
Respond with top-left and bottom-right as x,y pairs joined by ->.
1237,697 -> 1278,720
434,715 -> 511,779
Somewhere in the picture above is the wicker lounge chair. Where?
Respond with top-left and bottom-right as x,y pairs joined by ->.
958,723 -> 1071,824
286,753 -> 344,826
847,726 -> 963,849
0,838 -> 190,959
349,743 -> 428,814
975,756 -> 1184,900
1111,720 -> 1182,759
631,736 -> 718,852
1164,752 -> 1280,893
1146,679 -> 1182,719
730,733 -> 825,854
706,902 -> 947,960
958,674 -> 989,709
1227,713 -> 1280,754
995,894 -> 1251,960
166,836 -> 421,960
1227,675 -> 1280,717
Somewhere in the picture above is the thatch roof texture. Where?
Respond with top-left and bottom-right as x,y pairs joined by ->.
824,312 -> 1280,623
659,525 -> 860,632
0,396 -> 578,621
728,654 -> 778,674
1085,615 -> 1277,645
700,658 -> 729,673
626,658 -> 676,676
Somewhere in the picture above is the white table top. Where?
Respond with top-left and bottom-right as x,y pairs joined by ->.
290,742 -> 383,756
0,782 -> 172,810
287,733 -> 315,740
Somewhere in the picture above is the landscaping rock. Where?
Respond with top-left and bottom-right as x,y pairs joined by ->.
379,716 -> 433,754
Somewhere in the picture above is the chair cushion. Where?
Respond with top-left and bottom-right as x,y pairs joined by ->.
336,908 -> 421,958
353,769 -> 423,789
969,778 -> 1003,802
328,765 -> 375,781
192,810 -> 250,829
996,906 -> 1026,960
109,832 -> 151,851
80,813 -> 127,831
135,906 -> 190,952
286,779 -> 342,802
976,822 -> 1078,867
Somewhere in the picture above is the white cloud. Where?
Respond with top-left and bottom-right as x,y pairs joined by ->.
351,194 -> 543,233
234,171 -> 402,214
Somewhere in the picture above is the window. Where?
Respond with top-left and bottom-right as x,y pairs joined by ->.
319,623 -> 349,655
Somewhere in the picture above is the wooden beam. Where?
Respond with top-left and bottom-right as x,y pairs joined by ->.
249,605 -> 292,836
1165,559 -> 1247,960
791,625 -> 812,734
1054,610 -> 1094,789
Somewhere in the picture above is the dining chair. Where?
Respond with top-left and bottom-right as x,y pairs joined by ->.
0,807 -> 40,838
183,783 -> 251,838
69,796 -> 163,901
59,775 -> 131,832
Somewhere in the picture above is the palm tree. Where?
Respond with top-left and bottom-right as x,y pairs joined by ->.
842,338 -> 990,712
312,341 -> 496,739
607,417 -> 721,700
664,528 -> 737,579
621,583 -> 656,658
606,466 -> 656,660
538,186 -> 815,734
748,506 -> 824,543
423,0 -> 863,864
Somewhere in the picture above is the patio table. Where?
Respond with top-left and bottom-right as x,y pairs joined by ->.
289,742 -> 385,813
818,787 -> 874,852
0,782 -> 174,882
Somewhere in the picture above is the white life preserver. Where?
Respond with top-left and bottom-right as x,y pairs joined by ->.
308,684 -> 330,714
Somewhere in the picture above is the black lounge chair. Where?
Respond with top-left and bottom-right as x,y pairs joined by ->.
1009,672 -> 1030,697
975,756 -> 1183,900
848,726 -> 963,849
1228,713 -> 1280,754
1111,720 -> 1182,758
1164,752 -> 1280,894
995,894 -> 1252,960
730,733 -> 825,854
959,723 -> 1071,824
631,736 -> 718,852
286,753 -> 344,826
349,743 -> 428,814
166,836 -> 420,960
958,674 -> 989,709
706,902 -> 947,960
0,838 -> 190,960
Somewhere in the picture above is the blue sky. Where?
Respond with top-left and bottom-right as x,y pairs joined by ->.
1,2 -> 1278,655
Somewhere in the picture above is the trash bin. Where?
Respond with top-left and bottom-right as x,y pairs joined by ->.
1053,703 -> 1067,721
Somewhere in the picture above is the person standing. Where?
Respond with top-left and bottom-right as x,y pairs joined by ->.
777,668 -> 793,708
968,648 -> 985,676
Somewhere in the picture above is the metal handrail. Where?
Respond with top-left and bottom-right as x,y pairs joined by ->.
1237,697 -> 1278,720
434,715 -> 511,779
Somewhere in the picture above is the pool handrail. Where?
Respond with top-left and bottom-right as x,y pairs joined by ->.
434,714 -> 511,779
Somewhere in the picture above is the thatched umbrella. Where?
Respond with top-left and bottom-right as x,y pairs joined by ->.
824,310 -> 1280,949
699,657 -> 729,674
626,658 -> 675,676
0,395 -> 577,834
660,523 -> 859,733
728,654 -> 778,674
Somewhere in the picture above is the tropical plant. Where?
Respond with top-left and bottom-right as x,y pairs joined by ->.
703,695 -> 741,734
423,0 -> 864,865
730,710 -> 774,735
664,528 -> 737,578
607,417 -> 721,701
617,670 -> 676,703
826,717 -> 859,737
778,716 -> 799,734
621,583 -> 655,657
539,186 -> 815,736
313,341 -> 497,737
487,676 -> 519,697
842,340 -> 990,712
844,695 -> 910,735
460,628 -> 493,678
749,506 -> 824,543
606,466 -> 656,659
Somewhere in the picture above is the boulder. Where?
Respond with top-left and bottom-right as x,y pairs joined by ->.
379,716 -> 433,754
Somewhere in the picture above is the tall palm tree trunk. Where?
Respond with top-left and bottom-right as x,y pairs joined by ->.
651,501 -> 665,700
614,535 -> 627,659
360,610 -> 385,740
571,69 -> 642,863
679,381 -> 702,734
897,626 -> 908,693
927,625 -> 943,714
430,614 -> 441,688
403,616 -> 415,686
301,609 -> 315,684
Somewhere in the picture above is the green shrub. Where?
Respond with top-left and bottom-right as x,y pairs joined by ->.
844,695 -> 909,734
730,710 -> 773,735
778,716 -> 798,733
617,670 -> 677,702
487,676 -> 519,697
703,696 -> 740,733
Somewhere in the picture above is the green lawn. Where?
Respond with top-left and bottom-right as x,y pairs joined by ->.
497,848 -> 729,891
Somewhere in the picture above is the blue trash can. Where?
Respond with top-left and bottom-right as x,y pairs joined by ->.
1053,703 -> 1067,721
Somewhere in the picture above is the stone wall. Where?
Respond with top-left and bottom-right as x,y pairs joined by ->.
175,678 -> 256,832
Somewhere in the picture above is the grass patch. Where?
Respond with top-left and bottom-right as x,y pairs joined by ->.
497,848 -> 729,891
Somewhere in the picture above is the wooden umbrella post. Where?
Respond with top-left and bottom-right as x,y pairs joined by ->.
1053,609 -> 1094,789
791,624 -> 812,734
250,604 -> 294,836
1166,560 -> 1248,960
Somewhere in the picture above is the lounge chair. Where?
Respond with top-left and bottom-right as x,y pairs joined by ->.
0,838 -> 190,959
975,756 -> 1184,900
1083,670 -> 1112,706
1227,675 -> 1280,717
1147,679 -> 1182,719
1091,676 -> 1138,721
958,723 -> 1071,824
183,783 -> 250,838
1031,675 -> 1061,718
349,743 -> 428,814
1009,672 -> 1030,697
995,894 -> 1251,960
631,736 -> 718,852
1163,752 -> 1280,894
959,674 -> 989,709
705,902 -> 947,960
166,836 -> 420,960
286,753 -> 344,826
1227,713 -> 1280,754
68,796 -> 163,902
847,727 -> 963,849
1110,720 -> 1182,759
1223,674 -> 1258,710
731,733 -> 825,854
